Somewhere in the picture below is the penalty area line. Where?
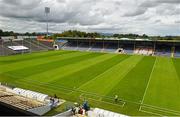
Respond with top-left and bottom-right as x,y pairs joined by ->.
139,106 -> 162,116
79,93 -> 125,108
139,105 -> 180,116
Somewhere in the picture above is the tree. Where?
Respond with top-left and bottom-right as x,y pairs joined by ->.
0,29 -> 3,35
142,34 -> 148,38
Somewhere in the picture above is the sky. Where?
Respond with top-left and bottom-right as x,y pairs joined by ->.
0,0 -> 179,36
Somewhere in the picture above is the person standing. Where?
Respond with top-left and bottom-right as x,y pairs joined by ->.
114,95 -> 118,102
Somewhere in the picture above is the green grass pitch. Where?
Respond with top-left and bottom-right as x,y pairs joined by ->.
0,50 -> 180,116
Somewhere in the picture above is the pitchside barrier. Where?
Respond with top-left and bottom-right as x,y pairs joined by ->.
7,78 -> 180,116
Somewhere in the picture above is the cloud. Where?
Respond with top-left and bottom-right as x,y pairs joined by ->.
0,0 -> 179,36
124,8 -> 147,17
175,20 -> 180,24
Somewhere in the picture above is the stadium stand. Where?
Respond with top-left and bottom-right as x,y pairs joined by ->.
155,45 -> 171,57
0,40 -> 18,55
0,43 -> 15,55
123,47 -> 134,54
77,41 -> 90,51
0,90 -> 44,111
58,37 -> 180,58
62,41 -> 78,50
0,83 -> 65,115
56,40 -> 68,49
0,36 -> 54,56
175,46 -> 180,57
13,88 -> 48,102
1,36 -> 180,58
103,41 -> 118,53
134,48 -> 154,55
90,42 -> 103,52
23,39 -> 47,51
32,39 -> 54,50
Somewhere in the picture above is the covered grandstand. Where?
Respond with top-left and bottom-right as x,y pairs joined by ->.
57,37 -> 180,58
1,36 -> 180,58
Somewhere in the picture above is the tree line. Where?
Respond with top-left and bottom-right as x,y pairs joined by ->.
58,30 -> 102,38
59,30 -> 180,40
0,29 -> 41,36
0,29 -> 179,40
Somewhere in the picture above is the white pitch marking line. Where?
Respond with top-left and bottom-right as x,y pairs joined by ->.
140,105 -> 180,116
139,107 -> 162,116
142,103 -> 180,114
141,57 -> 157,105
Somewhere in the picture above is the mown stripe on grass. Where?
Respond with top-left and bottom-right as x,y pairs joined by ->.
104,56 -> 155,102
50,54 -> 130,90
0,50 -> 72,64
78,55 -> 143,96
18,53 -> 117,83
173,58 -> 180,81
7,54 -> 119,94
3,52 -> 101,78
141,57 -> 157,104
142,57 -> 180,112
12,80 -> 69,98
0,51 -> 78,73
14,55 -> 129,94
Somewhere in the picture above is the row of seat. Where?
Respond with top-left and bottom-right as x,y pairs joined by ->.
13,88 -> 49,102
134,48 -> 154,55
0,92 -> 44,110
13,102 -> 32,110
62,42 -> 180,58
0,39 -> 54,56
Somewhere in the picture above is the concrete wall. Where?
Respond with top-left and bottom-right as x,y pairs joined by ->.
28,105 -> 51,116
